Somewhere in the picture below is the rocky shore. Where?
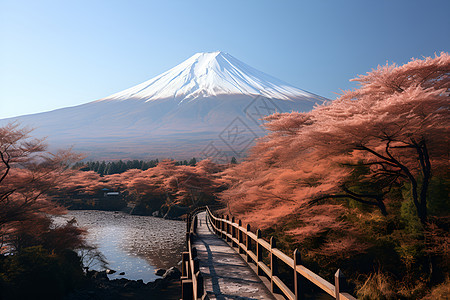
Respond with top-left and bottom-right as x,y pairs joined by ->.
65,267 -> 182,300
65,203 -> 188,221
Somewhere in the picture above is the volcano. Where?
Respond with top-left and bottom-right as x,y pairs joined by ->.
1,51 -> 327,160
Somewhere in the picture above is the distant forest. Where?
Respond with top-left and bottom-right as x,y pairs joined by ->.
73,158 -> 199,175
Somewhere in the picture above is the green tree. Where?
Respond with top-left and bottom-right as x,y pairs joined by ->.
189,157 -> 197,166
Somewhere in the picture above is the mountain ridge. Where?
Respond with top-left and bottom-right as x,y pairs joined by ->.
1,52 -> 327,160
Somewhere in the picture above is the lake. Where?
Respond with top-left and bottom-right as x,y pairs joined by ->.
54,210 -> 186,283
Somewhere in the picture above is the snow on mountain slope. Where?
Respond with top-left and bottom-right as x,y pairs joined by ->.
99,51 -> 318,103
1,52 -> 328,160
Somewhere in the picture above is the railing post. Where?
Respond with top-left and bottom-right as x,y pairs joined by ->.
238,220 -> 244,253
187,213 -> 191,232
193,273 -> 198,300
226,215 -> 230,242
221,215 -> 225,238
218,215 -> 221,237
335,269 -> 348,300
182,252 -> 190,277
193,215 -> 198,234
246,224 -> 251,262
231,217 -> 236,246
256,229 -> 263,276
270,236 -> 279,293
181,279 -> 193,300
189,232 -> 194,247
208,209 -> 213,232
216,214 -> 219,235
193,257 -> 200,274
211,213 -> 219,234
224,215 -> 227,238
186,232 -> 190,251
294,249 -> 304,300
196,272 -> 204,297
217,218 -> 220,234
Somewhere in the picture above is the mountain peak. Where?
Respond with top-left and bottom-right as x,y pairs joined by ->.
2,51 -> 327,160
193,50 -> 226,56
191,51 -> 228,60
99,51 -> 319,103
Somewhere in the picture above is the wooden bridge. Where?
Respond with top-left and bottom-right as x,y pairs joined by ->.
180,207 -> 357,300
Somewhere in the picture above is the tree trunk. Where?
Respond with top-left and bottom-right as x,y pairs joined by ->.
416,141 -> 432,225
377,200 -> 388,216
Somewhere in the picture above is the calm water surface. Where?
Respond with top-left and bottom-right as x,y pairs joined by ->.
55,210 -> 186,283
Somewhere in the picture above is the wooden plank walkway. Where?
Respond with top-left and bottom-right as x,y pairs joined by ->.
193,211 -> 276,300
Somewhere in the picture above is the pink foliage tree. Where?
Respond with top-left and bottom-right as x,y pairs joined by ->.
0,123 -> 85,252
222,53 -> 449,235
63,159 -> 227,213
125,159 -> 225,208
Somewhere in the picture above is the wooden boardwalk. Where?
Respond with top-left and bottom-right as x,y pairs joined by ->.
193,211 -> 276,300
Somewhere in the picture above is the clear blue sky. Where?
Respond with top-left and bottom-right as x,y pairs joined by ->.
1,0 -> 449,119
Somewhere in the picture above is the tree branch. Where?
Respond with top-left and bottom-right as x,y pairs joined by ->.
0,150 -> 11,184
310,193 -> 380,208
342,161 -> 399,168
356,145 -> 395,163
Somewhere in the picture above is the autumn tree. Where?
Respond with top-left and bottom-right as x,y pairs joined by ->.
58,158 -> 225,215
306,53 -> 449,224
0,123 -> 86,251
165,159 -> 225,207
224,52 -> 449,225
220,53 -> 449,297
121,159 -> 225,214
56,170 -> 109,195
0,123 -> 88,299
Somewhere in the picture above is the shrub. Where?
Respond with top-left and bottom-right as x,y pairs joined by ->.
0,246 -> 84,300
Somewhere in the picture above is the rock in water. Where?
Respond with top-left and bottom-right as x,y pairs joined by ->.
92,270 -> 108,280
163,267 -> 182,280
154,268 -> 166,276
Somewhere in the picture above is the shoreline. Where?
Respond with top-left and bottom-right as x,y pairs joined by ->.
65,267 -> 182,300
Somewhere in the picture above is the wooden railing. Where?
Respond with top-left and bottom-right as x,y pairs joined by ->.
180,207 -> 207,300
205,206 -> 357,300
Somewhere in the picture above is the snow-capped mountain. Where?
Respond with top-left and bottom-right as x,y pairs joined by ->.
100,51 -> 317,102
1,51 -> 327,160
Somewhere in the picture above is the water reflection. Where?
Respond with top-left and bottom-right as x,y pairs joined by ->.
55,211 -> 186,283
